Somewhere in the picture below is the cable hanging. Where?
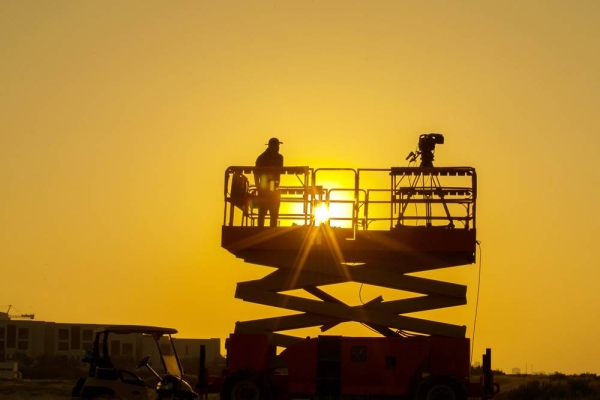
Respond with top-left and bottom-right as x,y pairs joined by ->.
471,240 -> 483,365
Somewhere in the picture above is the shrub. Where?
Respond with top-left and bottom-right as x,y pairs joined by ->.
502,376 -> 600,400
567,377 -> 593,397
506,379 -> 543,400
549,371 -> 567,380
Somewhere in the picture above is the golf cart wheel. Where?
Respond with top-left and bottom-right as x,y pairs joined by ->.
416,375 -> 467,400
221,370 -> 269,400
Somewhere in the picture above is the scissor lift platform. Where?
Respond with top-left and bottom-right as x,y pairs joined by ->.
222,166 -> 477,346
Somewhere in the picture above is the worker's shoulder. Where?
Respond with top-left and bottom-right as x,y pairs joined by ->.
256,151 -> 282,165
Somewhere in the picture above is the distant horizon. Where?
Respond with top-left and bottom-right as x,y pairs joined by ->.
2,312 -> 597,377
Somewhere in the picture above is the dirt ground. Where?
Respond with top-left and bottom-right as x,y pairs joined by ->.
0,376 -> 521,400
0,379 -> 73,399
0,378 -> 221,400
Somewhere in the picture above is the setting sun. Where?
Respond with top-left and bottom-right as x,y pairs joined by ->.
313,203 -> 330,225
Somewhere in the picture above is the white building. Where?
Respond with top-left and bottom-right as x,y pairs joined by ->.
0,312 -> 221,367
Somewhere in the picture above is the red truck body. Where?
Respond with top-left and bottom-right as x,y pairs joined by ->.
212,333 -> 498,400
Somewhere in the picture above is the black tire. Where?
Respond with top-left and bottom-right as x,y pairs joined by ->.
220,370 -> 269,400
72,378 -> 86,397
416,375 -> 467,400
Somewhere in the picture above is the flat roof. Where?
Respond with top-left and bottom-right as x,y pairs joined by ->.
94,325 -> 178,335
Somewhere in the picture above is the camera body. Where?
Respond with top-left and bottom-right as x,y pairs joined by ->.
405,133 -> 445,167
418,133 -> 445,153
416,133 -> 444,167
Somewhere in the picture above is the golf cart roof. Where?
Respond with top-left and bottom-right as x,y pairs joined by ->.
95,325 -> 178,335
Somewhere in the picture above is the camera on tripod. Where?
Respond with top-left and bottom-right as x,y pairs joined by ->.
418,133 -> 444,153
406,133 -> 445,167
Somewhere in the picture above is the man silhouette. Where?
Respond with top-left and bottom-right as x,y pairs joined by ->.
254,138 -> 284,227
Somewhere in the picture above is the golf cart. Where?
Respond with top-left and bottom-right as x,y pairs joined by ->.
72,325 -> 198,400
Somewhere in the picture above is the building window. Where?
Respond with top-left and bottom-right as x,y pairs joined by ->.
110,340 -> 121,357
7,325 -> 16,349
82,329 -> 93,341
82,342 -> 93,351
18,328 -> 28,340
58,329 -> 69,341
58,342 -> 69,351
71,326 -> 81,350
0,328 -> 4,340
18,341 -> 28,350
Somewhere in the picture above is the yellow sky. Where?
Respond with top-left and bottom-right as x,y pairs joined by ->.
2,1 -> 600,375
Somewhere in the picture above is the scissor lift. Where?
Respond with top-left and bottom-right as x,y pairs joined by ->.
222,165 -> 477,347
216,163 -> 499,400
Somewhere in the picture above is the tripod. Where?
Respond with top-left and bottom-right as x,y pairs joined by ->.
395,151 -> 455,228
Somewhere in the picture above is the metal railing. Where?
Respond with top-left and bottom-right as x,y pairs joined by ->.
223,166 -> 476,231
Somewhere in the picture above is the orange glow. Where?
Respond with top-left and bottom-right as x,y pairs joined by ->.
2,1 -> 600,376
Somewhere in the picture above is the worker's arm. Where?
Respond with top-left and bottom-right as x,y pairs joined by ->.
254,172 -> 260,188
